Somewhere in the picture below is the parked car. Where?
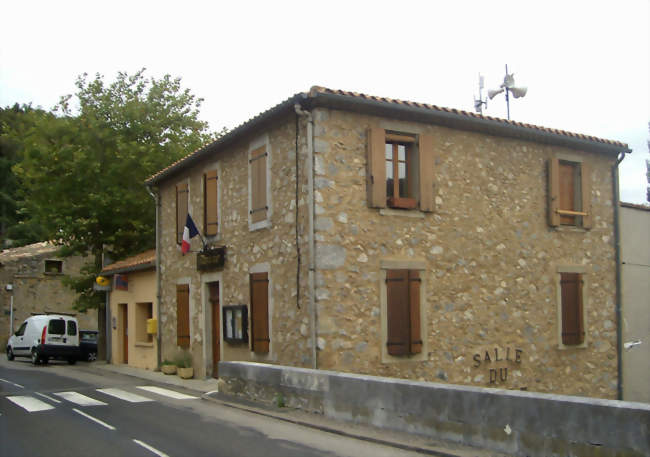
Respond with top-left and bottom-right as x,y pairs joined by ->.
6,313 -> 80,365
79,330 -> 98,361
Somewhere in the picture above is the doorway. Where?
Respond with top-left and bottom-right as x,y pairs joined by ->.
208,282 -> 220,378
119,303 -> 128,364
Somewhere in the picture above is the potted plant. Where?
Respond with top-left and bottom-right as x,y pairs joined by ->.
161,359 -> 177,375
176,351 -> 193,379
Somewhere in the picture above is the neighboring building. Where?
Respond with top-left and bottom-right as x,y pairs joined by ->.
145,86 -> 629,398
101,250 -> 157,371
620,202 -> 650,403
1,242 -> 97,346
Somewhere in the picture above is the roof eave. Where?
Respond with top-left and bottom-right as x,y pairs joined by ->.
101,262 -> 155,276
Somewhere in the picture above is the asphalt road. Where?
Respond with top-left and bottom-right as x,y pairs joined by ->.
0,356 -> 427,457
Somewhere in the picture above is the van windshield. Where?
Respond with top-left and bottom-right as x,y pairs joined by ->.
48,319 -> 66,335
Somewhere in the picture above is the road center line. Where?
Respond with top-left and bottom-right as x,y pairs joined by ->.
34,392 -> 62,403
133,439 -> 170,457
73,408 -> 116,431
0,378 -> 24,388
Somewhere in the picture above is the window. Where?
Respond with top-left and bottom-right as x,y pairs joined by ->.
67,320 -> 77,336
548,158 -> 592,228
136,302 -> 153,343
176,182 -> 189,244
249,139 -> 270,229
48,319 -> 65,335
367,128 -> 435,212
560,272 -> 585,346
176,284 -> 190,348
15,322 -> 27,336
385,270 -> 422,356
204,169 -> 218,236
249,272 -> 269,353
44,260 -> 63,274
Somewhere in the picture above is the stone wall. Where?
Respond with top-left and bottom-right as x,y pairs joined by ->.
1,242 -> 97,346
310,108 -> 618,398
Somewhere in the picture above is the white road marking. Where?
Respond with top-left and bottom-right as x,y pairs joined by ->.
133,439 -> 170,457
73,408 -> 115,430
136,386 -> 198,400
7,396 -> 55,412
0,378 -> 24,388
55,391 -> 107,406
34,392 -> 62,403
96,388 -> 153,403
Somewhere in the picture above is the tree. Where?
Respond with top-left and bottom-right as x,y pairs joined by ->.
10,69 -> 219,311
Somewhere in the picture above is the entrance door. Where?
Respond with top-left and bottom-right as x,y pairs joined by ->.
120,303 -> 128,364
209,282 -> 220,378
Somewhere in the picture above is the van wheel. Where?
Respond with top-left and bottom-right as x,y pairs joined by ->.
67,358 -> 77,365
7,347 -> 15,361
31,349 -> 40,365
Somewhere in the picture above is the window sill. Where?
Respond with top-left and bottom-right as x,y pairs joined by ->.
249,220 -> 271,232
551,225 -> 588,233
135,342 -> 154,348
556,341 -> 588,350
379,208 -> 425,219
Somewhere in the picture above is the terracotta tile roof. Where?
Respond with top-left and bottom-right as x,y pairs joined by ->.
101,249 -> 155,275
620,202 -> 650,211
146,86 -> 630,185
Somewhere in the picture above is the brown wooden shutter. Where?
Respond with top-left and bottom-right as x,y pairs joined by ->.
367,127 -> 387,208
559,161 -> 577,225
580,162 -> 593,229
408,270 -> 422,354
548,158 -> 560,227
250,272 -> 269,353
204,170 -> 218,236
560,273 -> 584,345
250,147 -> 268,223
176,183 -> 189,244
386,270 -> 409,355
418,134 -> 435,212
176,284 -> 190,348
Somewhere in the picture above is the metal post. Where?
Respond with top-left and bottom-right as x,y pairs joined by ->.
505,64 -> 511,120
9,294 -> 14,335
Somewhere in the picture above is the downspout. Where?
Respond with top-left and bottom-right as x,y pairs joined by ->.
294,103 -> 317,369
147,184 -> 162,370
612,151 -> 626,400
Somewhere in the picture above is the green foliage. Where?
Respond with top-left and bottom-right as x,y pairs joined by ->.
175,351 -> 192,368
5,69 -> 221,311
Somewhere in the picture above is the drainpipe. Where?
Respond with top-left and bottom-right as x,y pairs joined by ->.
294,103 -> 318,370
147,184 -> 162,370
612,151 -> 626,400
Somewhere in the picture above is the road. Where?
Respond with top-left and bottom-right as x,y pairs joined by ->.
0,356 -> 427,457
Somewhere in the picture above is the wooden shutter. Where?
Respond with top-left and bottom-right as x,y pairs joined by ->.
559,161 -> 577,225
250,146 -> 268,223
560,273 -> 585,345
176,183 -> 189,244
580,162 -> 593,229
367,127 -> 387,208
386,270 -> 409,355
418,134 -> 435,212
408,270 -> 423,354
176,284 -> 190,348
548,158 -> 560,227
250,272 -> 269,353
204,170 -> 218,236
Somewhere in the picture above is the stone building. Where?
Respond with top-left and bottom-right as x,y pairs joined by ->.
145,87 -> 629,398
1,242 -> 97,347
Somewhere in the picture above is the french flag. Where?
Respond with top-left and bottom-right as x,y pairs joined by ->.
181,214 -> 199,254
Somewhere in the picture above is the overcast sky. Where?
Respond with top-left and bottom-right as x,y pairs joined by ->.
1,0 -> 648,203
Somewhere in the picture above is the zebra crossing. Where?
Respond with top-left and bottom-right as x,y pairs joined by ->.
4,386 -> 198,413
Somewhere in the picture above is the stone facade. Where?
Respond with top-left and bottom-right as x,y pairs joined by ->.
1,242 -> 98,347
148,87 -> 626,398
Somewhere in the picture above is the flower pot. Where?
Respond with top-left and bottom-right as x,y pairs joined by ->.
161,364 -> 177,375
178,367 -> 194,379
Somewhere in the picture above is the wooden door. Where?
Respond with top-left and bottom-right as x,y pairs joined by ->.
120,303 -> 128,364
209,282 -> 220,378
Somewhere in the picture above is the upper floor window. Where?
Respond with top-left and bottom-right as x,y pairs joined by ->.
367,128 -> 435,212
548,158 -> 592,229
204,169 -> 218,236
248,136 -> 271,230
176,182 -> 189,244
44,259 -> 63,274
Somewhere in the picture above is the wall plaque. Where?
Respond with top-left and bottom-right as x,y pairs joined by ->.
197,246 -> 226,272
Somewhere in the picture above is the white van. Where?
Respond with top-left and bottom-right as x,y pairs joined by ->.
6,313 -> 81,365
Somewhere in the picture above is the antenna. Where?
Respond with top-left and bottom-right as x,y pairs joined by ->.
473,74 -> 487,114
486,64 -> 528,120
